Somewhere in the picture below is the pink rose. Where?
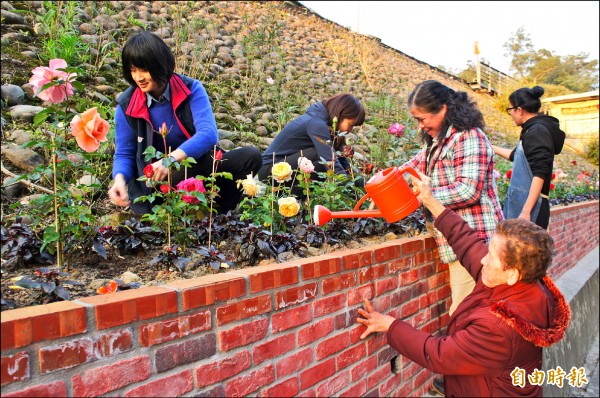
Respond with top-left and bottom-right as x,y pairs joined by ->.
29,59 -> 77,104
158,122 -> 169,137
297,157 -> 315,174
70,107 -> 109,152
388,123 -> 405,137
176,178 -> 206,204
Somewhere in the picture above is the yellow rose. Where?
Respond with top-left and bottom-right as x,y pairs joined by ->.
240,174 -> 265,197
278,197 -> 300,217
272,161 -> 293,183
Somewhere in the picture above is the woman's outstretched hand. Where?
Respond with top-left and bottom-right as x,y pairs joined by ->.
357,299 -> 396,339
108,174 -> 130,207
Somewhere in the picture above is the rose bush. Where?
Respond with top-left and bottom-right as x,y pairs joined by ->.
7,59 -> 112,270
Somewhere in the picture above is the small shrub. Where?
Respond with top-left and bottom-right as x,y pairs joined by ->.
9,267 -> 83,305
585,140 -> 599,166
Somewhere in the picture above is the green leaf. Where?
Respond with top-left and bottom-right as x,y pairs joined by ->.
71,81 -> 85,92
33,108 -> 53,126
2,176 -> 23,187
34,81 -> 57,96
43,228 -> 60,243
55,150 -> 69,161
181,157 -> 197,167
143,146 -> 157,160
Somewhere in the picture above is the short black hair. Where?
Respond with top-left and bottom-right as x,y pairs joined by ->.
121,31 -> 175,87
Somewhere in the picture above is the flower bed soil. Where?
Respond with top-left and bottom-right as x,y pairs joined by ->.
1,207 -> 426,311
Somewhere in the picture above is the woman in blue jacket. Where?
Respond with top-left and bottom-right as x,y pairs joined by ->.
108,31 -> 261,214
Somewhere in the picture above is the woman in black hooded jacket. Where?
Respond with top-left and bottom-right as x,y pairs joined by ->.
493,86 -> 566,229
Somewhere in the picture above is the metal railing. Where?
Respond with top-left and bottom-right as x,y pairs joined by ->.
468,61 -> 518,96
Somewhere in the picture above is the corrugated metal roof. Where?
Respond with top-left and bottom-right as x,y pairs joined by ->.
542,90 -> 599,104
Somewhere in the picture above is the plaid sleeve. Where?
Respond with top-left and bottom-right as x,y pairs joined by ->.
401,146 -> 427,174
432,129 -> 493,209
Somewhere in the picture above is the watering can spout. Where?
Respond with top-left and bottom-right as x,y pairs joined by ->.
313,166 -> 422,226
314,205 -> 382,226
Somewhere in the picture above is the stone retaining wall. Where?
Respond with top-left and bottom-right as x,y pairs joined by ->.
1,200 -> 598,397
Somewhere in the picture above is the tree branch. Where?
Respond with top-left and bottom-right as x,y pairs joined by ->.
1,162 -> 54,195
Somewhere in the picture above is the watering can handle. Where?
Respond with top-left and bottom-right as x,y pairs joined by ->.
397,166 -> 422,195
353,192 -> 372,212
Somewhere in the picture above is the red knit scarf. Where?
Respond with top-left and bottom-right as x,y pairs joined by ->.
490,275 -> 571,347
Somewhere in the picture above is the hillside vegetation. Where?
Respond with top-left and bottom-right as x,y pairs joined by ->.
0,0 -> 597,311
1,0 -> 595,203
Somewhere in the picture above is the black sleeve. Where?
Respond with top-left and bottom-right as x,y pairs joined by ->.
522,125 -> 554,179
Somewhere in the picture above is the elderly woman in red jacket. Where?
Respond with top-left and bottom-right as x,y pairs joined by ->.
357,171 -> 570,397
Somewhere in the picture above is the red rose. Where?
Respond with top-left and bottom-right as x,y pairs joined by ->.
552,173 -> 556,180
361,163 -> 374,174
572,160 -> 577,165
214,150 -> 223,161
343,145 -> 354,158
550,183 -> 555,190
506,170 -> 512,179
160,184 -> 172,194
144,164 -> 154,178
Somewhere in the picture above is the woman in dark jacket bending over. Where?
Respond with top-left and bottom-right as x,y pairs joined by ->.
258,93 -> 365,191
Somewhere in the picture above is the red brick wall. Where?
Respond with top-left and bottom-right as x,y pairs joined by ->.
1,200 -> 597,397
547,201 -> 599,279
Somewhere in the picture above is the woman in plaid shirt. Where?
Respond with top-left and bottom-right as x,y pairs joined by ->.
403,80 -> 503,316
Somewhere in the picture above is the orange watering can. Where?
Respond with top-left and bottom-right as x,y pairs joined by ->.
314,166 -> 421,226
